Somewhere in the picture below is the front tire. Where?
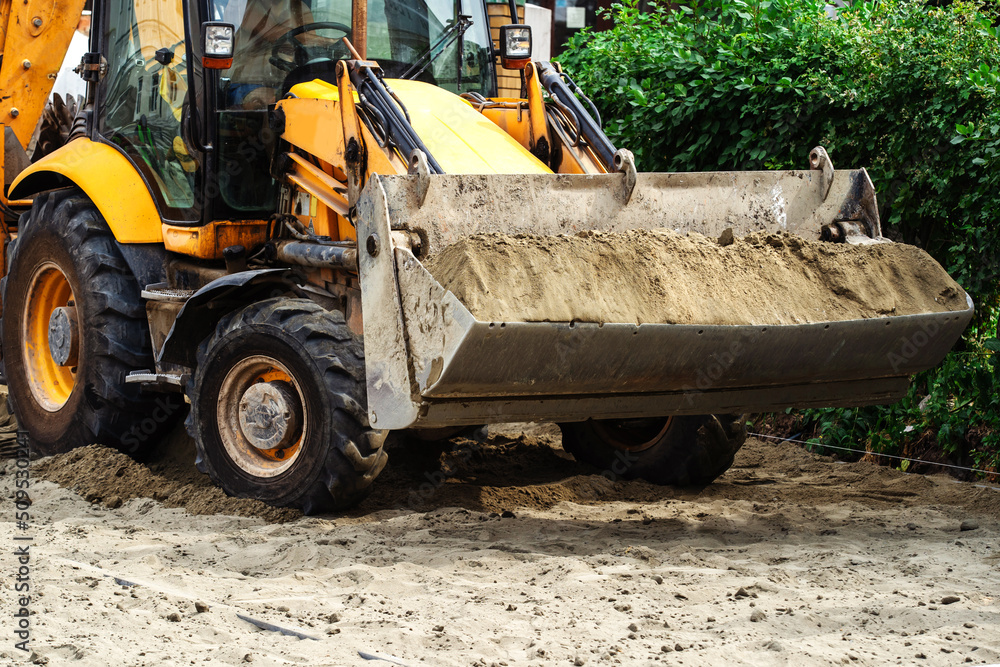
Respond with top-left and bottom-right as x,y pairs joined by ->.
1,189 -> 180,456
560,414 -> 746,485
186,298 -> 387,513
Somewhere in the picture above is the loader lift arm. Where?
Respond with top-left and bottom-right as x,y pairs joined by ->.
348,59 -> 444,174
533,60 -> 617,170
0,0 -> 86,151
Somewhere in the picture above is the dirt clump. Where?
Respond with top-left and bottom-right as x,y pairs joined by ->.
30,422 -> 997,522
34,430 -> 299,523
424,230 -> 967,324
354,427 -> 999,518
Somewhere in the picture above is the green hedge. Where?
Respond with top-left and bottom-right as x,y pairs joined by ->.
559,0 -> 1000,311
560,0 -> 1000,475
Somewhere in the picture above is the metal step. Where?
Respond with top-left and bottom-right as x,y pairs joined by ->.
141,282 -> 195,303
125,370 -> 187,390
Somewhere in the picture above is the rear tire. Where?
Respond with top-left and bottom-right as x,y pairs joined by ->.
1,189 -> 181,457
186,298 -> 387,513
560,414 -> 746,485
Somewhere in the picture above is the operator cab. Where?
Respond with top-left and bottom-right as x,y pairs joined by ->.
94,0 -> 497,226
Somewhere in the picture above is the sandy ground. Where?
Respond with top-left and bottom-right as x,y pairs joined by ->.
1,425 -> 998,667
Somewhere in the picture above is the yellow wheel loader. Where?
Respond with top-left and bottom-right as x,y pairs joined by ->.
0,0 -> 974,512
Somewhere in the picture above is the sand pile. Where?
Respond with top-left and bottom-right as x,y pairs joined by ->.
34,433 -> 299,522
27,426 -> 998,521
11,430 -> 999,667
424,230 -> 968,325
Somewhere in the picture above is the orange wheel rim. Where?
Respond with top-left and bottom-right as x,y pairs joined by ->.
21,262 -> 77,411
592,416 -> 674,453
217,355 -> 306,477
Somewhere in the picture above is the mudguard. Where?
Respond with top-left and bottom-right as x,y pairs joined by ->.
8,138 -> 162,243
157,269 -> 296,367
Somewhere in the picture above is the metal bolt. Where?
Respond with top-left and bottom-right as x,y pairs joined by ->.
21,60 -> 30,70
10,108 -> 19,118
31,17 -> 42,27
370,411 -> 378,424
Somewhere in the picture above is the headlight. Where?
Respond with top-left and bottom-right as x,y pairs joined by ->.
499,25 -> 532,70
203,22 -> 235,69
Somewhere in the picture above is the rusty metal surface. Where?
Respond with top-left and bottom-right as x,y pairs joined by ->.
372,168 -> 881,257
273,240 -> 358,270
411,378 -> 913,428
356,179 -> 420,429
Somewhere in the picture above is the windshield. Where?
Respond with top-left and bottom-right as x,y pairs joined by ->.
212,0 -> 496,107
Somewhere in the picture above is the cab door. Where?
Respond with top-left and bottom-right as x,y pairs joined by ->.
97,0 -> 202,222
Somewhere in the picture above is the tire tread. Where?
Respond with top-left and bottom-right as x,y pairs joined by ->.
186,297 -> 386,513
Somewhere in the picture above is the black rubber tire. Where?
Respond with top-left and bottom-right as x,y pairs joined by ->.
559,414 -> 747,485
186,297 -> 387,513
0,189 -> 182,457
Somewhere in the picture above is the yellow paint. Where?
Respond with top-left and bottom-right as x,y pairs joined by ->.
289,79 -> 360,103
9,139 -> 164,243
23,262 -> 76,410
288,78 -> 551,175
277,97 -> 402,178
0,0 -> 86,148
386,79 -> 551,175
278,74 -> 402,245
162,219 -> 269,259
481,105 -> 532,150
524,64 -> 550,153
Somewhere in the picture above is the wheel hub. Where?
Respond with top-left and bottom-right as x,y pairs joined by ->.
48,305 -> 79,367
238,380 -> 302,451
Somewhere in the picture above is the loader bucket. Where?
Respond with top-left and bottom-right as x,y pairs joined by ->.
354,168 -> 973,430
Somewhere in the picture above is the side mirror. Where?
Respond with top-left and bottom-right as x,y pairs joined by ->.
499,24 -> 531,70
202,22 -> 235,69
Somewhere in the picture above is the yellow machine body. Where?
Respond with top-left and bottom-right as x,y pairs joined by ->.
9,139 -> 163,243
